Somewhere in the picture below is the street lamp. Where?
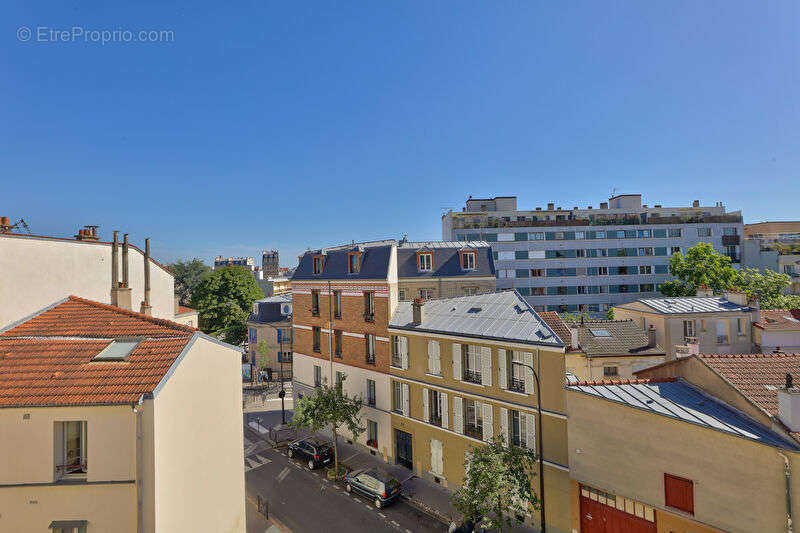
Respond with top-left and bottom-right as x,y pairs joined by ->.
510,359 -> 546,533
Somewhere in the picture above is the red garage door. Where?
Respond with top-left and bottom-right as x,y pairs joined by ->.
579,485 -> 656,533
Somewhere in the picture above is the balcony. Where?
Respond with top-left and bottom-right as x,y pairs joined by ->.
722,235 -> 740,246
717,335 -> 729,345
391,354 -> 403,368
451,213 -> 743,231
430,414 -> 442,427
464,424 -> 483,440
509,377 -> 525,393
463,369 -> 482,384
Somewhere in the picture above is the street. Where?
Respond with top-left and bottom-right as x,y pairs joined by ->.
243,417 -> 447,533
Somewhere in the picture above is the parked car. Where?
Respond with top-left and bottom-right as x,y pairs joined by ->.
287,438 -> 334,470
344,468 -> 402,509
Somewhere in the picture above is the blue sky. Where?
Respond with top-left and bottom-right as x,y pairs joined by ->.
3,1 -> 798,267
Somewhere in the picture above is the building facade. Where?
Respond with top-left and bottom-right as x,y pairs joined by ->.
441,195 -> 743,313
0,225 -> 176,328
214,256 -> 256,271
753,309 -> 800,353
0,297 -> 245,532
262,250 -> 280,278
247,294 -> 294,378
613,292 -> 757,358
388,292 -> 571,533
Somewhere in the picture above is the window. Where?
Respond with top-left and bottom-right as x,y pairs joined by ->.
348,252 -> 362,273
531,287 -> 545,296
598,266 -> 608,276
603,366 -> 619,377
531,268 -> 544,277
511,410 -> 527,447
618,266 -> 631,275
616,230 -> 626,239
367,420 -> 378,448
430,389 -> 442,426
461,251 -> 476,270
463,345 -> 481,383
363,291 -> 375,321
637,229 -> 651,238
530,232 -> 544,240
514,250 -> 528,260
664,474 -> 694,515
640,284 -> 655,292
670,246 -> 681,255
697,227 -> 711,237
639,247 -> 654,256
312,255 -> 324,274
393,382 -> 403,413
723,227 -> 738,236
717,320 -> 728,344
311,290 -> 320,316
529,250 -> 546,259
464,399 -> 483,439
391,335 -> 403,368
668,228 -> 682,238
639,265 -> 652,275
334,330 -> 343,358
57,421 -> 87,479
577,286 -> 588,295
576,249 -> 586,258
398,288 -> 407,301
497,233 -> 514,242
463,287 -> 477,296
366,334 -> 376,364
419,288 -> 434,300
509,351 -> 525,392
314,365 -> 322,387
498,251 -> 514,261
333,290 -> 342,318
418,252 -> 433,271
312,327 -> 321,352
737,318 -> 745,336
335,371 -> 344,386
596,231 -> 606,239
575,231 -> 585,240
683,320 -> 695,339
365,379 -> 376,407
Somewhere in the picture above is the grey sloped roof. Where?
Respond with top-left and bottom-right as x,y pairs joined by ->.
389,290 -> 563,347
568,379 -> 800,450
291,245 -> 392,280
565,319 -> 665,356
396,242 -> 495,278
635,296 -> 750,314
255,294 -> 292,304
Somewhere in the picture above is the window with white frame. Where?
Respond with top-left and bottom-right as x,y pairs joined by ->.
462,345 -> 481,383
697,228 -> 712,237
497,233 -> 514,242
461,251 -> 476,270
419,288 -> 434,299
510,410 -> 528,448
393,382 -> 403,414
57,421 -> 87,479
464,399 -> 483,439
670,246 -> 681,255
529,250 -> 545,259
639,265 -> 652,275
418,253 -> 433,271
575,231 -> 585,240
529,232 -> 544,240
509,351 -> 525,392
683,320 -> 695,339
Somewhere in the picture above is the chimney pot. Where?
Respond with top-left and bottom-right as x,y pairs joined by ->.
778,381 -> 800,431
547,203 -> 555,211
412,298 -> 425,325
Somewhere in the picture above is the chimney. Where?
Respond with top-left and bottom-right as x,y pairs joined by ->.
778,374 -> 800,431
692,200 -> 700,207
112,232 -> 133,310
547,203 -> 555,211
111,231 -> 119,305
695,285 -> 714,297
75,225 -> 100,241
600,202 -> 608,209
570,327 -> 579,350
140,238 -> 153,316
750,294 -> 761,325
647,325 -> 656,348
723,289 -> 747,306
122,233 -> 130,287
412,298 -> 425,325
0,216 -> 11,233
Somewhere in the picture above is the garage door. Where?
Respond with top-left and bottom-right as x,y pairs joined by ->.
579,484 -> 656,533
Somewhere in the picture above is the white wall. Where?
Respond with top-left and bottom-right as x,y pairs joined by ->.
0,235 -> 175,327
760,330 -> 800,353
152,335 -> 245,533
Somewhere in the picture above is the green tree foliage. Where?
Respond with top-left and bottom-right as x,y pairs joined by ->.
168,258 -> 212,304
291,375 -> 364,476
665,242 -> 737,295
451,436 -> 540,532
189,266 -> 264,345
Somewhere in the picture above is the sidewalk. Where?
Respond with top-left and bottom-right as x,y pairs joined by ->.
245,492 -> 290,533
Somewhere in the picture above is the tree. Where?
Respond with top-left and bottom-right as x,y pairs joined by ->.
255,340 -> 270,369
190,266 -> 264,345
663,242 -> 737,296
736,268 -> 800,309
169,258 -> 212,304
291,375 -> 364,477
451,436 -> 540,532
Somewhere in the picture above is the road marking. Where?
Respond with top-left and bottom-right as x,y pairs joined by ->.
378,513 -> 386,518
255,454 -> 270,464
246,458 -> 259,469
277,466 -> 290,482
405,529 -> 413,533
391,520 -> 400,527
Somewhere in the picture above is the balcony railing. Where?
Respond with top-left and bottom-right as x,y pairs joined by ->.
430,414 -> 442,427
367,396 -> 376,407
509,377 -> 525,393
313,343 -> 321,353
366,353 -> 376,365
717,335 -> 729,344
463,369 -> 482,384
722,235 -> 740,246
464,424 -> 483,440
363,312 -> 375,323
391,354 -> 403,368
452,213 -> 743,231
311,306 -> 320,317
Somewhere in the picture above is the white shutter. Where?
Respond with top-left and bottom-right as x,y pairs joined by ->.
433,341 -> 441,375
482,402 -> 493,442
500,407 -> 509,444
452,343 -> 462,380
431,439 -> 443,475
453,396 -> 463,434
441,392 -> 448,429
481,346 -> 492,386
427,340 -> 435,374
402,383 -> 410,417
524,352 -> 534,394
498,349 -> 507,390
401,336 -> 409,370
423,387 -> 430,423
526,413 -> 536,453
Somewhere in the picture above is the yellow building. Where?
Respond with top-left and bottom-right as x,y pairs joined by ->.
387,291 -> 571,532
0,296 -> 245,533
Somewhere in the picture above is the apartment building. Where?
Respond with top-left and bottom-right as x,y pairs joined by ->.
262,250 -> 280,278
614,290 -> 757,358
0,296 -> 245,532
0,222 -> 176,327
387,291 -> 571,533
742,221 -> 800,295
441,195 -> 743,313
396,239 -> 496,301
539,313 -> 665,381
247,294 -> 293,378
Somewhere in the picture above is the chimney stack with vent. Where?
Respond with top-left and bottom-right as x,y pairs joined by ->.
412,298 -> 425,325
112,233 -> 133,310
140,238 -> 152,316
75,225 -> 100,241
647,325 -> 656,348
111,231 -> 120,305
547,202 -> 555,211
778,374 -> 800,431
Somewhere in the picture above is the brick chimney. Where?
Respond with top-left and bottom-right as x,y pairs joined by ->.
778,373 -> 800,431
412,298 -> 425,325
0,216 -> 11,233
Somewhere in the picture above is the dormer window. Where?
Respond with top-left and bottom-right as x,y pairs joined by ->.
348,252 -> 362,274
312,255 -> 324,275
417,252 -> 433,271
460,250 -> 476,271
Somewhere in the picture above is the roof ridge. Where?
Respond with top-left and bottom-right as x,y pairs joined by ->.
572,377 -> 678,386
700,352 -> 800,359
64,296 -> 197,334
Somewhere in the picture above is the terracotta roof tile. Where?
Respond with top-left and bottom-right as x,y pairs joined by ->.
753,309 -> 800,330
537,312 -> 571,348
571,377 -> 677,387
177,305 -> 197,315
0,297 -> 195,407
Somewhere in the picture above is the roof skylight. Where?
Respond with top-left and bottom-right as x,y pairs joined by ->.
93,339 -> 142,361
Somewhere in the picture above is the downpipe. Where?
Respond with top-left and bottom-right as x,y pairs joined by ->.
778,451 -> 793,533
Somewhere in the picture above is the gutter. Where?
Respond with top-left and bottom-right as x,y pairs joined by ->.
778,451 -> 794,533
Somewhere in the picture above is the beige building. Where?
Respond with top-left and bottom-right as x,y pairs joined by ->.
387,291 -> 571,533
613,290 -> 757,357
539,312 -> 666,381
174,303 -> 199,328
753,309 -> 800,353
0,296 -> 245,532
0,224 -> 176,327
247,294 -> 293,378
